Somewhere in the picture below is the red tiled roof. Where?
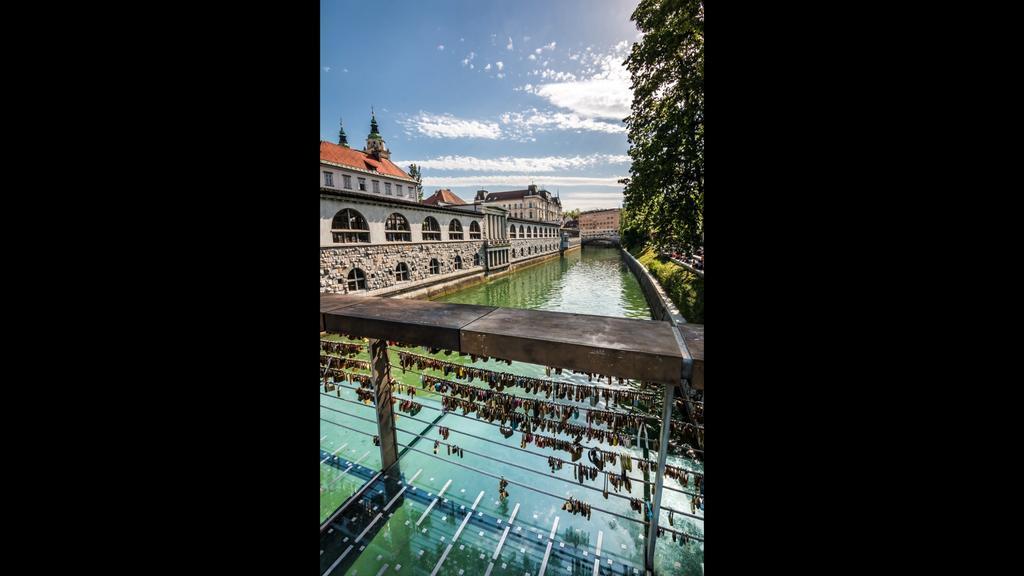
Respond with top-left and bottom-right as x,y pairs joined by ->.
319,141 -> 413,180
421,188 -> 467,206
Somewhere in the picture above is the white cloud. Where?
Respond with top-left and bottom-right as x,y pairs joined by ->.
462,58 -> 469,66
535,48 -> 543,54
528,54 -> 537,61
397,154 -> 630,173
544,42 -> 557,51
507,37 -> 514,50
421,175 -> 627,188
437,44 -> 445,51
496,73 -> 505,79
499,109 -> 626,138
523,35 -> 531,42
496,61 -> 504,71
468,51 -> 476,60
460,37 -> 465,42
529,42 -> 633,120
484,63 -> 492,70
470,63 -> 474,69
398,112 -> 501,139
342,68 -> 348,73
538,69 -> 578,82
323,66 -> 331,72
523,84 -> 533,91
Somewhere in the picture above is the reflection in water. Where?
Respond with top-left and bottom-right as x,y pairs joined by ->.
434,247 -> 651,319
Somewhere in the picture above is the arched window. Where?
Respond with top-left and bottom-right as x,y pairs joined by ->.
422,217 -> 441,241
519,225 -> 524,237
429,258 -> 440,274
449,219 -> 464,240
395,262 -> 410,281
346,268 -> 366,291
331,209 -> 370,243
469,221 -> 481,239
473,253 -> 480,266
385,213 -> 411,242
529,226 -> 534,238
454,255 -> 463,270
509,225 -> 516,238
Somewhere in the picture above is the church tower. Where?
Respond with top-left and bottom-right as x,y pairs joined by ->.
365,110 -> 390,160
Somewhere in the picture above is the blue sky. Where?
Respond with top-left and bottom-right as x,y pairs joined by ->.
320,0 -> 641,211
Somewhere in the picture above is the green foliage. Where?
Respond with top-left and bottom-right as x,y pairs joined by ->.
621,0 -> 704,254
635,246 -> 704,323
407,164 -> 423,201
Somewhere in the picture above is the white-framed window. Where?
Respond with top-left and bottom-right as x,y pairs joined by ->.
372,180 -> 380,194
358,177 -> 366,191
385,182 -> 392,195
343,175 -> 352,189
323,171 -> 334,187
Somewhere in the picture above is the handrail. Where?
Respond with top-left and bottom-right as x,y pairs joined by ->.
320,294 -> 693,385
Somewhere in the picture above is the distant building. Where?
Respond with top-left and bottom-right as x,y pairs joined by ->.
319,112 -> 421,202
421,188 -> 467,207
320,116 -> 571,294
473,185 -> 563,223
578,208 -> 620,239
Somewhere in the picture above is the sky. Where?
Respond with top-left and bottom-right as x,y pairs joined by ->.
320,0 -> 641,211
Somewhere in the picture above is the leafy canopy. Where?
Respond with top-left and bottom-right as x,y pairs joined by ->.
621,0 -> 704,252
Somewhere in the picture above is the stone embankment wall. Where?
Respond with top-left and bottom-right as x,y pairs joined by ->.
620,248 -> 687,325
320,238 -> 573,297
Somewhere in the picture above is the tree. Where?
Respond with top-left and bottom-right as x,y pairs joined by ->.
564,208 -> 581,221
621,0 -> 703,252
407,164 -> 423,201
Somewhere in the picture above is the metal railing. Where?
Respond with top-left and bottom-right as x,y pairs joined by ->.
319,294 -> 704,573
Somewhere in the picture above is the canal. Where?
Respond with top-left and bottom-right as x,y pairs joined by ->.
432,246 -> 651,319
320,247 -> 703,576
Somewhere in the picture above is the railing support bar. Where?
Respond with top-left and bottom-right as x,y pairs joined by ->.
370,339 -> 399,472
645,380 -> 675,572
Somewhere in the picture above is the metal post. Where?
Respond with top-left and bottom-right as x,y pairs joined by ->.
370,339 -> 399,472
645,381 -> 675,572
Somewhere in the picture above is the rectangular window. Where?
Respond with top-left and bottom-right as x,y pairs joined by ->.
385,182 -> 392,195
396,185 -> 402,196
323,171 -> 334,187
343,175 -> 352,189
358,177 -> 366,191
332,231 -> 370,243
372,180 -> 380,194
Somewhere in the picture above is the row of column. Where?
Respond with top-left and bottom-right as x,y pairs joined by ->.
487,249 -> 507,268
486,214 -> 507,240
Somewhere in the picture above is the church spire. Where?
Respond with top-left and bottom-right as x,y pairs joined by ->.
369,107 -> 380,137
365,107 -> 389,159
338,118 -> 348,147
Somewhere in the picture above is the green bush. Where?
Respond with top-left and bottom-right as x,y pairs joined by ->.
633,246 -> 704,324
